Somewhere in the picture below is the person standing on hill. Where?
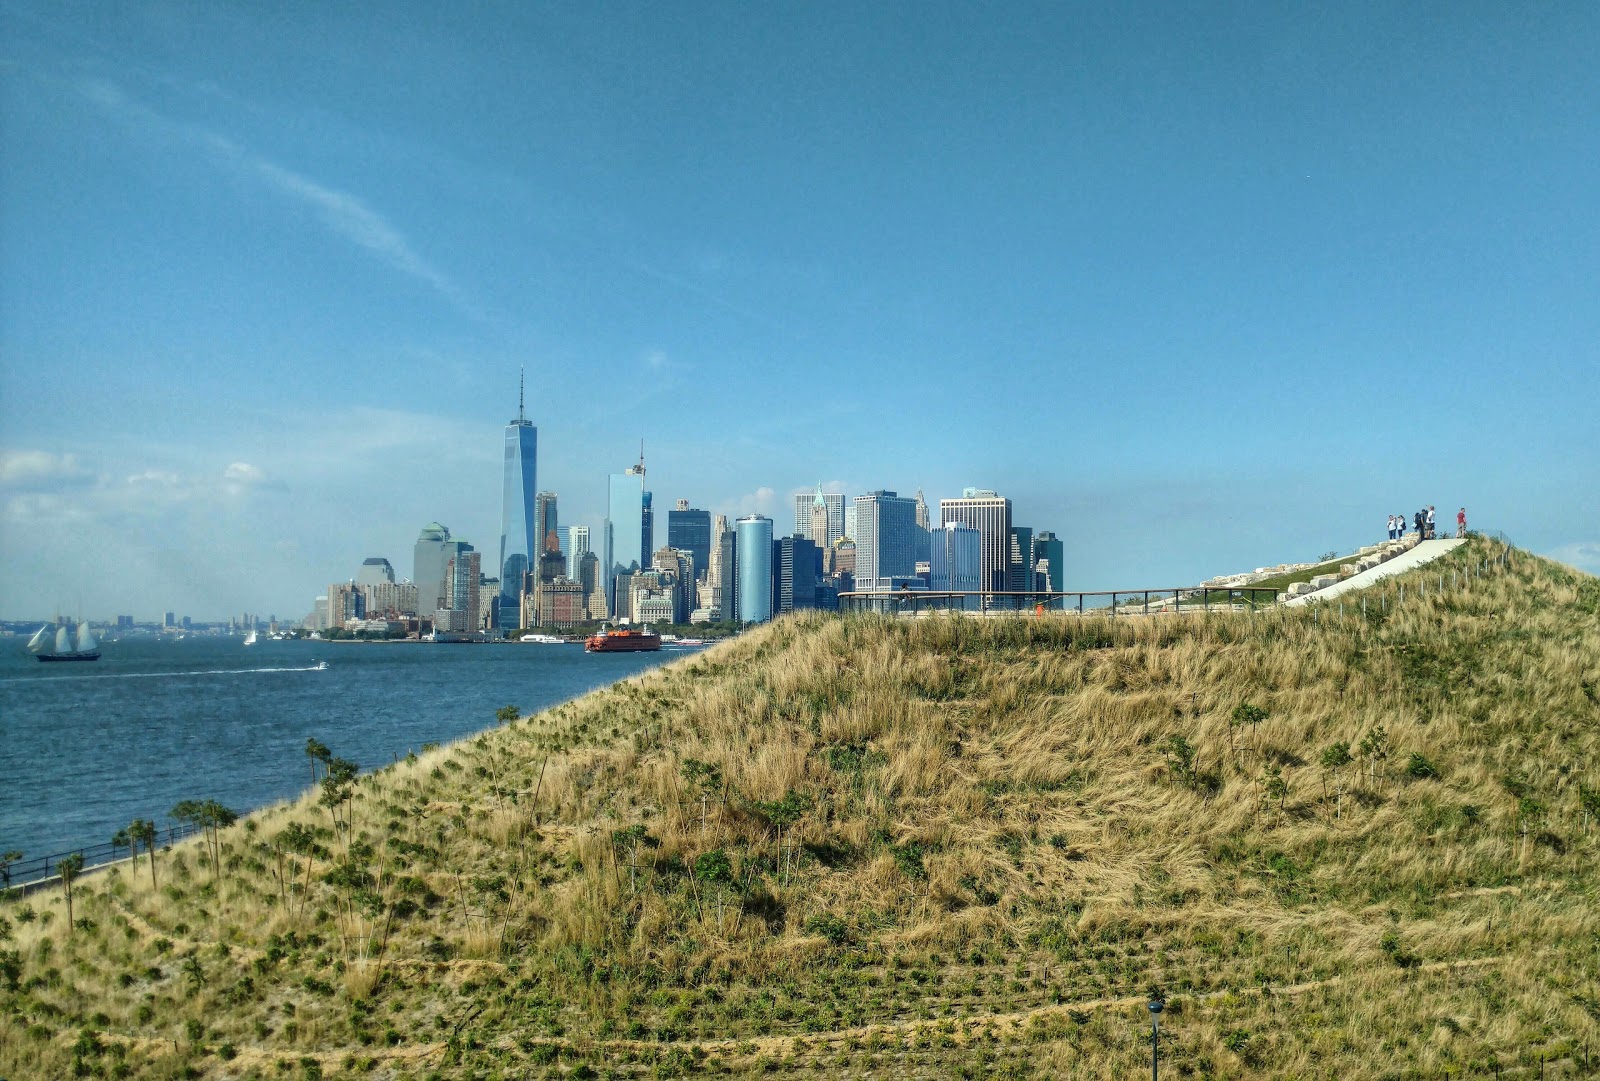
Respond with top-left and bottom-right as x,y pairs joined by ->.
1457,507 -> 1467,537
1426,506 -> 1436,539
1386,514 -> 1395,540
1414,509 -> 1425,540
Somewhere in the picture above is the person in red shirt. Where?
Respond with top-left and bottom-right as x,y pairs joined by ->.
1457,508 -> 1467,538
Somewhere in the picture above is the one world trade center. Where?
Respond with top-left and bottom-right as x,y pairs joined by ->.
498,372 -> 537,630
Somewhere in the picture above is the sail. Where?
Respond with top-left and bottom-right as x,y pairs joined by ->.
76,622 -> 98,652
55,626 -> 73,654
27,625 -> 52,653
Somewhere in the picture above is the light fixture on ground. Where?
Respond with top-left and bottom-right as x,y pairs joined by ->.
1148,997 -> 1164,1080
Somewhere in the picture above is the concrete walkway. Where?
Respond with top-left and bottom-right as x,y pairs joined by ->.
1283,538 -> 1465,606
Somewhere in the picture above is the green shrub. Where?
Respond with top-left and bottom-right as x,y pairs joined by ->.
1406,753 -> 1441,780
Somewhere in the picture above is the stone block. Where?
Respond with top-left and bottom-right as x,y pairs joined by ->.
1311,574 -> 1340,589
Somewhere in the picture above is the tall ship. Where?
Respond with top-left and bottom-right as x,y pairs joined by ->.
584,624 -> 661,653
28,620 -> 101,662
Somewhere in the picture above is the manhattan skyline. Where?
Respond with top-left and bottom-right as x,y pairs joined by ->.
3,3 -> 1598,620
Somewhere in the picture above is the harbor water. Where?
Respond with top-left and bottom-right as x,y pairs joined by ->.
0,635 -> 682,865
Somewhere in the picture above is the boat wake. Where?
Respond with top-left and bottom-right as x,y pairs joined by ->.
1,662 -> 329,684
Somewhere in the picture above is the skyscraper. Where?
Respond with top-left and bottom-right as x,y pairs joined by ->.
853,490 -> 920,591
775,535 -> 820,615
641,490 -> 654,565
498,374 -> 538,630
1009,526 -> 1035,595
653,546 -> 695,623
931,521 -> 982,607
735,515 -> 773,623
356,557 -> 395,587
715,528 -> 737,622
567,524 -> 590,580
603,451 -> 646,616
413,522 -> 453,614
1034,531 -> 1066,601
667,504 -> 712,580
939,489 -> 1013,594
793,486 -> 844,547
913,488 -> 932,564
438,542 -> 480,632
808,491 -> 829,548
534,492 -> 559,556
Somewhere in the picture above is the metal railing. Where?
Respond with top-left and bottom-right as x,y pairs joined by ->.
1,822 -> 204,891
837,587 -> 1280,615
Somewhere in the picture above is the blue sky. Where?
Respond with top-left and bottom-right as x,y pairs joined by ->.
2,2 -> 1597,621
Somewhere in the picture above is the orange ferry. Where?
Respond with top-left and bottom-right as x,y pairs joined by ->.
584,624 -> 662,653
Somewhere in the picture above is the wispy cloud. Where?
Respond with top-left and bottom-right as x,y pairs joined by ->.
77,78 -> 474,314
1546,541 -> 1600,576
619,256 -> 777,328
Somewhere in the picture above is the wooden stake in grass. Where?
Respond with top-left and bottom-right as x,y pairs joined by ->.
1320,742 -> 1352,821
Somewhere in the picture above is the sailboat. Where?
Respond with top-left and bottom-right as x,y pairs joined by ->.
28,620 -> 101,662
244,629 -> 258,646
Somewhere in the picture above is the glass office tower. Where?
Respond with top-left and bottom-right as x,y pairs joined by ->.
667,505 -> 712,581
413,522 -> 453,616
498,378 -> 537,629
735,515 -> 774,623
604,465 -> 645,616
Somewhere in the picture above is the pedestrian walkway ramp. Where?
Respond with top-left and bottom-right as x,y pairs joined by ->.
1282,538 -> 1465,607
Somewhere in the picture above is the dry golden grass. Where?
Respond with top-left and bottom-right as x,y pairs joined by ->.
3,536 -> 1597,1079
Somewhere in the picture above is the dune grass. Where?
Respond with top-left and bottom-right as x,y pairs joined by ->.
3,535 -> 1597,1079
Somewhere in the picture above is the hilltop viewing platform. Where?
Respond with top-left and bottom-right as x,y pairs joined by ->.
838,534 -> 1482,616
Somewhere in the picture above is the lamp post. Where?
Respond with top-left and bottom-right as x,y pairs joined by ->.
1148,998 -> 1164,1081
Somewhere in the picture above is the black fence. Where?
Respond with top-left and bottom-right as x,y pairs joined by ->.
1,822 -> 205,891
837,587 -> 1280,615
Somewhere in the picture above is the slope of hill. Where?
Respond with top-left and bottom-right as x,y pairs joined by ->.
3,536 -> 1597,1079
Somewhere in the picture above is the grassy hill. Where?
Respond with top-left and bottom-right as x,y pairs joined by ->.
4,535 -> 1598,1080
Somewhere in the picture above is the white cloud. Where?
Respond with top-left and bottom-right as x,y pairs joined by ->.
733,486 -> 777,517
1546,542 -> 1600,576
0,450 -> 93,489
